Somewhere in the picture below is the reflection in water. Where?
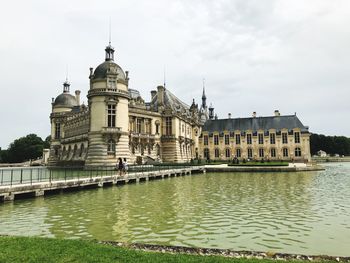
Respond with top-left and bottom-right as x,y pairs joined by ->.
1,163 -> 350,256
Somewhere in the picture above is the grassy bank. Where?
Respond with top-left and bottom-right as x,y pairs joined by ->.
0,236 -> 308,263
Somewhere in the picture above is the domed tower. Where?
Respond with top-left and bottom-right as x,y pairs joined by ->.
85,43 -> 130,167
49,80 -> 79,165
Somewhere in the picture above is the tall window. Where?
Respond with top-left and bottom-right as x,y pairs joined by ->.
247,134 -> 252,144
258,133 -> 264,144
282,132 -> 288,144
55,122 -> 61,139
235,134 -> 241,144
204,135 -> 208,146
107,105 -> 116,127
107,139 -> 115,154
224,134 -> 230,145
283,148 -> 289,157
271,148 -> 276,158
294,132 -> 300,143
214,135 -> 219,145
214,148 -> 220,158
270,133 -> 276,144
165,117 -> 172,135
155,123 -> 160,134
204,148 -> 210,159
248,148 -> 253,159
259,148 -> 264,158
137,119 -> 142,133
295,147 -> 301,157
225,148 -> 231,158
236,148 -> 241,158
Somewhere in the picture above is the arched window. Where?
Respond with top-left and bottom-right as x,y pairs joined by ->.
79,144 -> 84,157
204,148 -> 210,159
295,147 -> 302,157
67,146 -> 71,159
107,139 -> 116,155
283,148 -> 289,157
225,148 -> 231,158
73,144 -> 78,157
214,148 -> 220,158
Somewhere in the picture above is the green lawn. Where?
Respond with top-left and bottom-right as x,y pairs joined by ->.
228,162 -> 289,167
0,236 -> 309,263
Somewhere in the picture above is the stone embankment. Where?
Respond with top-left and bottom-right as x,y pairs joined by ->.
101,241 -> 350,262
312,157 -> 350,163
205,163 -> 324,173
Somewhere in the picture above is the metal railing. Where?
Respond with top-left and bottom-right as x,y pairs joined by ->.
0,165 -> 203,187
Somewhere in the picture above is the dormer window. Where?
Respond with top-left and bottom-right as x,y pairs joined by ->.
108,79 -> 116,89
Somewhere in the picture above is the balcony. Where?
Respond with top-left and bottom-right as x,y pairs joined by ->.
101,127 -> 122,134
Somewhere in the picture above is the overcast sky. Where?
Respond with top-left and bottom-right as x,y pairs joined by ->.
1,0 -> 350,148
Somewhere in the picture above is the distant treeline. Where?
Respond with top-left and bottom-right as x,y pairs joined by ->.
1,133 -> 349,163
310,134 -> 350,156
0,134 -> 50,163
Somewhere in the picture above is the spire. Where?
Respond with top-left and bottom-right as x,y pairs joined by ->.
201,78 -> 207,109
105,20 -> 114,61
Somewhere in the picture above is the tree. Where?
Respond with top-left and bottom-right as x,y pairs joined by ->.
310,133 -> 350,156
6,134 -> 46,163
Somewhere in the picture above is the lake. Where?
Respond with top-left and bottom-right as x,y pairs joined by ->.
1,163 -> 349,256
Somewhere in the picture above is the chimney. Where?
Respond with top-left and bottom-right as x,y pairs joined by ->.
228,113 -> 231,119
151,90 -> 157,100
75,90 -> 81,105
252,111 -> 257,118
274,110 -> 280,116
157,85 -> 165,106
89,67 -> 93,78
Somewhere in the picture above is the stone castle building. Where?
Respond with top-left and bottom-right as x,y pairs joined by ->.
49,43 -> 208,167
49,43 -> 311,167
199,111 -> 311,162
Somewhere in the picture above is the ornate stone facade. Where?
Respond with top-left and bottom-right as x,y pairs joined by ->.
49,44 -> 205,167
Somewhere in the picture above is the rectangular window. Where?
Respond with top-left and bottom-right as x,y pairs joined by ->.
156,123 -> 159,134
247,134 -> 252,144
204,135 -> 208,146
258,133 -> 264,144
137,119 -> 142,133
236,148 -> 241,158
165,117 -> 172,135
282,133 -> 288,144
215,148 -> 220,158
214,135 -> 219,145
271,148 -> 276,157
248,148 -> 253,158
235,134 -> 241,144
294,132 -> 300,143
224,134 -> 230,145
55,123 -> 61,139
259,148 -> 264,158
270,133 -> 276,144
107,104 -> 116,127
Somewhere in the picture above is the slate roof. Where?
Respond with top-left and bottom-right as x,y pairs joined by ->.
53,93 -> 78,108
151,88 -> 191,116
92,61 -> 126,80
203,115 -> 309,133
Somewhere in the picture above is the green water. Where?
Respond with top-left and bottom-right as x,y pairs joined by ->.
1,163 -> 350,256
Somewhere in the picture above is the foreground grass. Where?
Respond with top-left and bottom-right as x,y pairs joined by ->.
0,236 -> 304,263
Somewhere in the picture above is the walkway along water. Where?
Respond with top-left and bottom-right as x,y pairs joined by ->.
0,166 -> 205,202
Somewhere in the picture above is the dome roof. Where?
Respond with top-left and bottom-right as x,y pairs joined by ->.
92,61 -> 126,81
53,93 -> 78,107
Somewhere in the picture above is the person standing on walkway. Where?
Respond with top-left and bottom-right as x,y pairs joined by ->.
123,158 -> 128,176
118,158 -> 124,177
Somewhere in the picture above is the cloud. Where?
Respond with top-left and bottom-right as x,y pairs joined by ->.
0,0 -> 350,148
